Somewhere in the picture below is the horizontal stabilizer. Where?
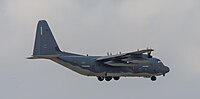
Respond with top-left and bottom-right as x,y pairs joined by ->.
27,54 -> 60,59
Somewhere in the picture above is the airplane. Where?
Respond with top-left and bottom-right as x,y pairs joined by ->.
27,20 -> 170,81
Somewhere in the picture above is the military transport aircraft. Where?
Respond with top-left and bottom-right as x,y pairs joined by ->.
28,20 -> 170,81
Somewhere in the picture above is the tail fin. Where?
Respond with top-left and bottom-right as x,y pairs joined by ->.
30,20 -> 61,58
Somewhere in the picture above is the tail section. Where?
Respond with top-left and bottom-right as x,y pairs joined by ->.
28,20 -> 61,59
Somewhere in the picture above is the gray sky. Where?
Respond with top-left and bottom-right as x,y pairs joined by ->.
0,0 -> 200,99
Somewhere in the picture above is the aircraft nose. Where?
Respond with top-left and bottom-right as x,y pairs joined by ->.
165,66 -> 170,73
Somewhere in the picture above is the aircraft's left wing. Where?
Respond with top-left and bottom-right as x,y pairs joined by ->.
125,49 -> 154,55
27,54 -> 60,59
96,49 -> 154,62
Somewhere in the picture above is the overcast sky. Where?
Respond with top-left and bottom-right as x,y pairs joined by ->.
0,0 -> 200,99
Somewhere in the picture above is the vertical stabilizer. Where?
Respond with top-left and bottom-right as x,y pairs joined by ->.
33,20 -> 61,56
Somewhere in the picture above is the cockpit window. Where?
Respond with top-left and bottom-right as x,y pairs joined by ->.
156,59 -> 161,61
158,61 -> 162,63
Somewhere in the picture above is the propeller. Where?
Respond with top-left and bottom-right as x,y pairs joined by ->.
147,47 -> 152,58
148,52 -> 152,58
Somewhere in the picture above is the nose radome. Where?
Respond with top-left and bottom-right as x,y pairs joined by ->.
165,66 -> 170,73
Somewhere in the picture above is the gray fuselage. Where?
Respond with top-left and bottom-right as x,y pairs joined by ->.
50,52 -> 169,78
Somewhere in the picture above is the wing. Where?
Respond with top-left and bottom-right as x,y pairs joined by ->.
96,49 -> 154,62
126,48 -> 154,55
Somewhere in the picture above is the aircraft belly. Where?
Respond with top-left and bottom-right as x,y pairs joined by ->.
91,72 -> 162,77
51,58 -> 95,76
106,73 -> 158,77
121,73 -> 162,77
